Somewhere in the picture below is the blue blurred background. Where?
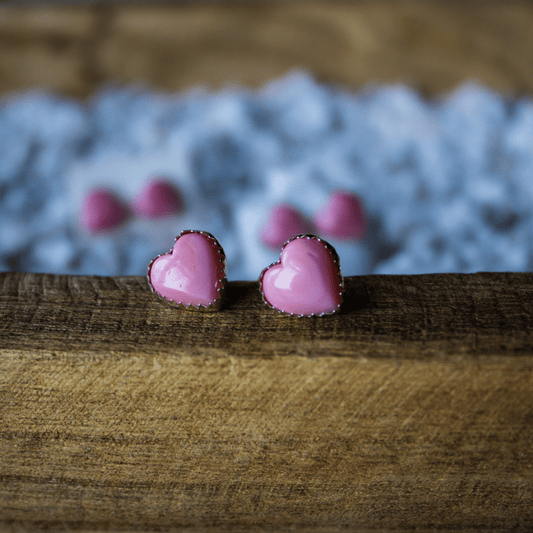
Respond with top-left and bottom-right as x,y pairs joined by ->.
0,1 -> 532,279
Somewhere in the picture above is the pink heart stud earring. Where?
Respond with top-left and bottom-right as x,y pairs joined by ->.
80,187 -> 130,233
258,234 -> 343,317
313,190 -> 367,241
148,230 -> 227,311
133,177 -> 183,219
260,203 -> 312,250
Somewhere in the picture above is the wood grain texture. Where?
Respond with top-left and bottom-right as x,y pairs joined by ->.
2,1 -> 533,99
1,272 -> 533,531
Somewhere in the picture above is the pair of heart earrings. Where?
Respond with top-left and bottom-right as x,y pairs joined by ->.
81,179 -> 182,233
147,229 -> 344,317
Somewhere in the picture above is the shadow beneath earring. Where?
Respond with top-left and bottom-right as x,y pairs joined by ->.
221,280 -> 263,312
340,276 -> 372,315
221,278 -> 373,318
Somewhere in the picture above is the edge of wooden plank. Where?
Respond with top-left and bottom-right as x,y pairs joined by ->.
1,271 -> 532,360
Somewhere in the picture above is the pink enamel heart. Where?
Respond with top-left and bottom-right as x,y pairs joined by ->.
133,178 -> 182,219
259,235 -> 343,316
313,190 -> 367,241
148,231 -> 226,310
260,204 -> 312,249
80,188 -> 129,233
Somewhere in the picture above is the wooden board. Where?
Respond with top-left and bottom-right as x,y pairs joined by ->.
1,272 -> 533,531
1,1 -> 533,99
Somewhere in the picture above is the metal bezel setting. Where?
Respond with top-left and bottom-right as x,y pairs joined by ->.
258,233 -> 344,317
147,229 -> 227,312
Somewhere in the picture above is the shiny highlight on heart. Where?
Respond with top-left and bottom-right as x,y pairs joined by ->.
259,234 -> 343,317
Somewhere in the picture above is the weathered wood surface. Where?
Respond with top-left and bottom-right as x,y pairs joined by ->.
2,0 -> 533,99
1,272 -> 533,531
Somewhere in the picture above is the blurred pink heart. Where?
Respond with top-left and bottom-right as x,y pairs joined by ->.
259,235 -> 343,316
80,188 -> 129,233
133,178 -> 182,219
148,230 -> 226,310
313,190 -> 367,241
261,204 -> 312,249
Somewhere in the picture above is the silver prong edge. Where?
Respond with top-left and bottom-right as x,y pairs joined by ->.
258,233 -> 344,318
147,229 -> 227,312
